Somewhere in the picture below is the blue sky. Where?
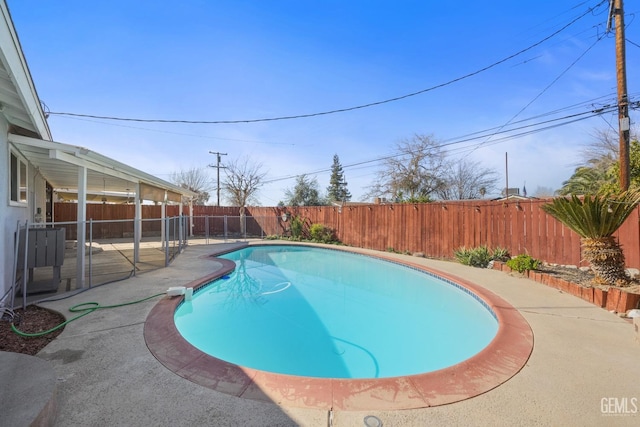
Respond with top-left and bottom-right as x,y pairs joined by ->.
8,1 -> 640,205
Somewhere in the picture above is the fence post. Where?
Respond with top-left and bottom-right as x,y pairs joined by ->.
243,214 -> 247,241
205,216 -> 209,244
164,216 -> 170,267
10,221 -> 20,309
173,216 -> 177,257
21,221 -> 30,311
224,215 -> 228,242
89,218 -> 93,287
133,218 -> 138,276
178,215 -> 184,253
133,217 -> 139,272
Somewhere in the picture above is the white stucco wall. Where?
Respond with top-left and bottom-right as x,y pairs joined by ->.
0,117 -> 24,303
0,120 -> 48,304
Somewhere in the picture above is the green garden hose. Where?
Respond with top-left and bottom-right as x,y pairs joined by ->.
11,292 -> 166,337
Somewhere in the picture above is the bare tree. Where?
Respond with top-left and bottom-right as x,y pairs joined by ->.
436,158 -> 499,200
170,167 -> 212,205
559,126 -> 640,195
222,157 -> 267,207
532,186 -> 555,198
365,134 -> 447,202
577,127 -> 639,170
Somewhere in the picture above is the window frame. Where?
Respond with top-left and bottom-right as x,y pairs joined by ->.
9,148 -> 28,207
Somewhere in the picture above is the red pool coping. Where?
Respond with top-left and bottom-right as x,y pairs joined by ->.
144,245 -> 533,411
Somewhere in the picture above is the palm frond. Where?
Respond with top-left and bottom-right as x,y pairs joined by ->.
541,190 -> 640,238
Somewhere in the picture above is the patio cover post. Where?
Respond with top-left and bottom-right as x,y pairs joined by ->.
76,165 -> 87,288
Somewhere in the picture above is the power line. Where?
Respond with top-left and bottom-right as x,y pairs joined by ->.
261,103 -> 623,185
46,1 -> 606,125
464,31 -> 606,158
49,115 -> 296,145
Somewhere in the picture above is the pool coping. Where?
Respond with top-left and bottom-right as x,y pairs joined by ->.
144,243 -> 534,411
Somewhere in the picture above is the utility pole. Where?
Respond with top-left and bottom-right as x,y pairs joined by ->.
505,152 -> 509,198
208,151 -> 227,206
610,0 -> 631,190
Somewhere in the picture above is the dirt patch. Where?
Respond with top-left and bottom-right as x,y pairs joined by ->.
0,306 -> 65,356
536,264 -> 640,294
536,264 -> 597,287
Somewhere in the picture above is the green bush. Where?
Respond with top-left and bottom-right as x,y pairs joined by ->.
454,246 -> 511,268
506,254 -> 541,273
491,247 -> 510,262
454,246 -> 473,264
454,246 -> 492,268
309,223 -> 336,243
289,215 -> 304,240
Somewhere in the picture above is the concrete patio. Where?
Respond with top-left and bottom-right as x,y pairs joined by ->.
3,241 -> 639,426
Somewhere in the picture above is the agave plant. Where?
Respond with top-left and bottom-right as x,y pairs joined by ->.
541,191 -> 640,287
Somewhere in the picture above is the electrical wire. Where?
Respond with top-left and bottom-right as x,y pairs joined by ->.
627,38 -> 640,48
464,32 -> 606,158
51,115 -> 297,146
262,103 -> 621,185
46,1 -> 607,125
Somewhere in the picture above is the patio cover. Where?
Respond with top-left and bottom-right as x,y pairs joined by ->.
8,133 -> 194,203
8,133 -> 197,288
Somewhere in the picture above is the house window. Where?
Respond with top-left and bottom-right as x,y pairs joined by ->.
10,151 -> 28,204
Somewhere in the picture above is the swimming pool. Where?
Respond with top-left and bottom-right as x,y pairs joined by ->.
174,245 -> 498,379
145,243 -> 533,410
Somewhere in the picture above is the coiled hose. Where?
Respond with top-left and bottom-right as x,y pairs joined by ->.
11,292 -> 165,337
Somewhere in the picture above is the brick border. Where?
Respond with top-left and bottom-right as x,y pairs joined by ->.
493,262 -> 640,312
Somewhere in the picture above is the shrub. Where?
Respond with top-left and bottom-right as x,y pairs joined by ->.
454,246 -> 472,264
506,254 -> 541,273
491,247 -> 510,262
455,246 -> 511,268
290,215 -> 304,240
454,246 -> 492,268
309,223 -> 336,243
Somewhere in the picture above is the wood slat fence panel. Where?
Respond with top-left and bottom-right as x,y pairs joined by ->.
53,200 -> 640,269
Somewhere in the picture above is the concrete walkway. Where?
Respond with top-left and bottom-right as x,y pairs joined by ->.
7,242 -> 640,426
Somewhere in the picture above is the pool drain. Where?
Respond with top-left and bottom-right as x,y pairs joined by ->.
364,415 -> 383,427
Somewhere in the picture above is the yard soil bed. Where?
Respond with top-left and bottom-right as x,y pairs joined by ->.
535,264 -> 640,294
0,306 -> 65,356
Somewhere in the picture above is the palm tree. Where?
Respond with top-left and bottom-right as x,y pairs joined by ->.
557,163 -> 612,196
541,191 -> 640,286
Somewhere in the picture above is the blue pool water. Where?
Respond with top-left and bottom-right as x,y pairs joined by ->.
174,245 -> 498,379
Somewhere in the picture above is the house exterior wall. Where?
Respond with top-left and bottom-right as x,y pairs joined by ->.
1,116 -> 24,300
1,119 -> 48,302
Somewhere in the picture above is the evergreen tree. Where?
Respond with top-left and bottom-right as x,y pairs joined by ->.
284,175 -> 325,206
326,154 -> 351,203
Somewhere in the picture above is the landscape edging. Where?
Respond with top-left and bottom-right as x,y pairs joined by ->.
492,261 -> 640,313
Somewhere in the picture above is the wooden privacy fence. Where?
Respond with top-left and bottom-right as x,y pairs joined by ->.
52,200 -> 640,269
247,199 -> 640,269
52,204 -> 260,240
